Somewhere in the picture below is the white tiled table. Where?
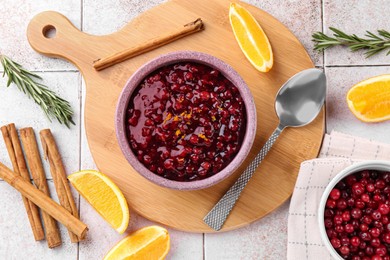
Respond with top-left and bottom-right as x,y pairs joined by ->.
1,0 -> 389,259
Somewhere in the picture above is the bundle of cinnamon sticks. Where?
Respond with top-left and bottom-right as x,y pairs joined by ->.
0,123 -> 87,248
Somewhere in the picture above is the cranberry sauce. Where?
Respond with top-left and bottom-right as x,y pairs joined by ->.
325,170 -> 390,259
126,62 -> 246,182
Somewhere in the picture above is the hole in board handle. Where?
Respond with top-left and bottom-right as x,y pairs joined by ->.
42,25 -> 56,38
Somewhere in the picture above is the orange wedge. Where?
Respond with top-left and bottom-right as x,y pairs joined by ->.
346,74 -> 390,122
68,170 -> 130,234
103,226 -> 170,260
229,2 -> 273,72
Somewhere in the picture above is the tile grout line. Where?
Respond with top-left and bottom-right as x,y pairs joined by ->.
77,1 -> 83,258
203,233 -> 206,260
77,72 -> 82,260
321,0 -> 326,67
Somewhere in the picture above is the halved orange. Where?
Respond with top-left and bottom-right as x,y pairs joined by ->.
346,74 -> 390,122
68,170 -> 130,234
103,226 -> 170,260
229,2 -> 273,72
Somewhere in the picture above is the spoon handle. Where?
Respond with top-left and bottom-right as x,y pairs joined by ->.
203,125 -> 284,231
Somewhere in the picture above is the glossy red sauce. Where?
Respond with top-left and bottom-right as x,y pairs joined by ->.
126,62 -> 246,181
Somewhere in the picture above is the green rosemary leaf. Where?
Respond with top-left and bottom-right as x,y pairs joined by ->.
312,27 -> 390,58
0,54 -> 75,127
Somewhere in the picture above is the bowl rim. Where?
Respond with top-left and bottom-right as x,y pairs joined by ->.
115,50 -> 257,190
318,160 -> 390,260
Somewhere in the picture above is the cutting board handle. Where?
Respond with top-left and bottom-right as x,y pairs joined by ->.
27,11 -> 97,69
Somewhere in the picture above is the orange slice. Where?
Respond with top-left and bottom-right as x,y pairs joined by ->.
103,226 -> 170,260
346,74 -> 390,122
68,170 -> 130,234
229,2 -> 273,72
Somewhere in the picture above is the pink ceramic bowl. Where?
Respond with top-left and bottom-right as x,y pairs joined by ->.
115,51 -> 256,190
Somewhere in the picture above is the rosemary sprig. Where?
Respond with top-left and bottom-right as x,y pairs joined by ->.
0,55 -> 74,127
312,27 -> 390,57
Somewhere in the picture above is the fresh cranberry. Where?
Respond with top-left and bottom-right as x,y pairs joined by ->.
345,223 -> 355,233
376,180 -> 387,190
370,227 -> 382,238
331,238 -> 341,248
371,237 -> 381,247
339,245 -> 350,255
360,231 -> 372,241
383,233 -> 390,244
360,223 -> 369,232
330,188 -> 341,200
373,211 -> 383,220
376,245 -> 387,256
366,246 -> 374,255
367,183 -> 376,192
337,199 -> 348,209
342,211 -> 351,221
379,204 -> 390,215
334,215 -> 344,225
351,236 -> 361,247
335,225 -> 344,233
353,183 -> 365,196
352,208 -> 363,219
361,193 -> 371,202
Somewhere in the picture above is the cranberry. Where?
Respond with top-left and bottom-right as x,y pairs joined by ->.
366,246 -> 374,255
361,193 -> 371,203
351,236 -> 361,247
342,211 -> 351,221
370,227 -> 382,238
340,245 -> 350,255
379,204 -> 390,215
371,237 -> 381,247
327,199 -> 337,209
367,183 -> 376,192
360,223 -> 369,232
377,180 -> 387,190
331,238 -> 341,248
383,233 -> 390,244
334,215 -> 344,225
373,211 -> 383,220
376,245 -> 387,256
352,208 -> 363,219
335,225 -> 344,233
345,223 -> 355,233
330,188 -> 341,200
353,183 -> 365,196
360,231 -> 372,241
337,199 -> 348,209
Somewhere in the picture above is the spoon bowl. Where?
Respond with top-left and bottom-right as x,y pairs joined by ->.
276,68 -> 327,128
204,68 -> 327,231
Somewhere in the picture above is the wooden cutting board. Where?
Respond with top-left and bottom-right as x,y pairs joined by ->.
27,0 -> 325,232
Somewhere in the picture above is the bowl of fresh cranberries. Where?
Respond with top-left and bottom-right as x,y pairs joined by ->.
115,51 -> 256,190
319,161 -> 390,259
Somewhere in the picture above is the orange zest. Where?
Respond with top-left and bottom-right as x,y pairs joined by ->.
103,226 -> 170,260
229,2 -> 273,72
346,74 -> 390,123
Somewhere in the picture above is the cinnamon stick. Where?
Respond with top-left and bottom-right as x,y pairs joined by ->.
40,129 -> 80,243
93,18 -> 205,71
19,127 -> 62,248
0,124 -> 45,241
0,162 -> 88,239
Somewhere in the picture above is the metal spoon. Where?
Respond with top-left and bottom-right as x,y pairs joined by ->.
203,68 -> 327,231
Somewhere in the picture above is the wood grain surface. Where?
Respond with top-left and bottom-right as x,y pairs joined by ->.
26,0 -> 325,232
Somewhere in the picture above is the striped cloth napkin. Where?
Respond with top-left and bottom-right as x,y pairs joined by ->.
287,131 -> 390,259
